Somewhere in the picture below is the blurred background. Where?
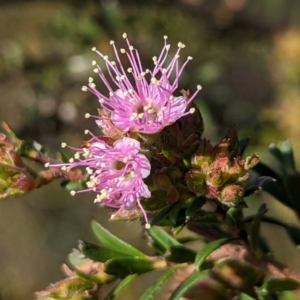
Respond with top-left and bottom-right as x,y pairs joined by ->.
1,0 -> 300,299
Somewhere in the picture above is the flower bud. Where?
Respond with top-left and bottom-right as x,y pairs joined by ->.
185,169 -> 206,194
191,139 -> 214,169
220,184 -> 244,205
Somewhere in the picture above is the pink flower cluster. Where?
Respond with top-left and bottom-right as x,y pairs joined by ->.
52,34 -> 201,227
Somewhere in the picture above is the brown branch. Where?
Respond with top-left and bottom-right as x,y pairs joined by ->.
188,222 -> 300,284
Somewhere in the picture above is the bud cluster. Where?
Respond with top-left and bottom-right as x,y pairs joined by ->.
185,128 -> 259,206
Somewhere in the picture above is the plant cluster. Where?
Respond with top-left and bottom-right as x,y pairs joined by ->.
1,34 -> 300,300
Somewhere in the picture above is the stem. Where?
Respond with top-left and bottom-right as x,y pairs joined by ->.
188,222 -> 300,284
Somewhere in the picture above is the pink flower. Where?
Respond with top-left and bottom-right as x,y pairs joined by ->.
82,33 -> 202,134
51,136 -> 151,226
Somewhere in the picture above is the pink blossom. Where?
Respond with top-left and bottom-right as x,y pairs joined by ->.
82,33 -> 202,134
51,136 -> 151,226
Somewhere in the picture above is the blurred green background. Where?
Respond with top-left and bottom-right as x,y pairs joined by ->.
1,0 -> 300,299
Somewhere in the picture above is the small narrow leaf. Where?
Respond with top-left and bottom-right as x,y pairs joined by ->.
195,238 -> 236,270
285,172 -> 300,215
238,137 -> 250,156
247,204 -> 267,258
104,274 -> 137,300
269,143 -> 294,174
286,227 -> 300,247
150,202 -> 179,226
261,278 -> 300,292
166,245 -> 196,263
169,270 -> 209,300
104,257 -> 167,278
91,220 -> 146,258
225,207 -> 243,228
239,293 -> 257,300
148,226 -> 180,254
261,180 -> 291,208
140,265 -> 184,300
243,216 -> 300,247
176,237 -> 201,244
243,176 -> 274,198
79,241 -> 129,262
169,202 -> 182,225
252,162 -> 281,181
269,140 -> 296,173
185,196 -> 206,221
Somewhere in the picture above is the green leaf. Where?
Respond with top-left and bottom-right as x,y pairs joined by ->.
150,202 -> 180,226
140,265 -> 184,300
239,293 -> 257,300
104,257 -> 166,278
148,226 -> 180,254
286,227 -> 300,247
247,203 -> 267,258
238,137 -> 250,156
169,270 -> 209,300
176,237 -> 201,244
270,140 -> 296,173
169,202 -> 182,225
171,224 -> 185,236
195,238 -> 236,270
285,172 -> 300,215
225,207 -> 243,228
104,274 -> 137,300
243,176 -> 274,198
79,241 -> 129,262
261,278 -> 300,292
91,220 -> 146,258
252,162 -> 281,181
166,245 -> 196,263
185,196 -> 206,221
261,180 -> 291,208
280,291 -> 299,300
243,216 -> 300,247
269,142 -> 295,174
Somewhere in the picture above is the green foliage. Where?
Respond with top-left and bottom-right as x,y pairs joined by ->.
195,238 -> 236,270
247,204 -> 268,258
260,278 -> 300,293
169,270 -> 209,300
91,220 -> 147,258
139,265 -> 183,300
